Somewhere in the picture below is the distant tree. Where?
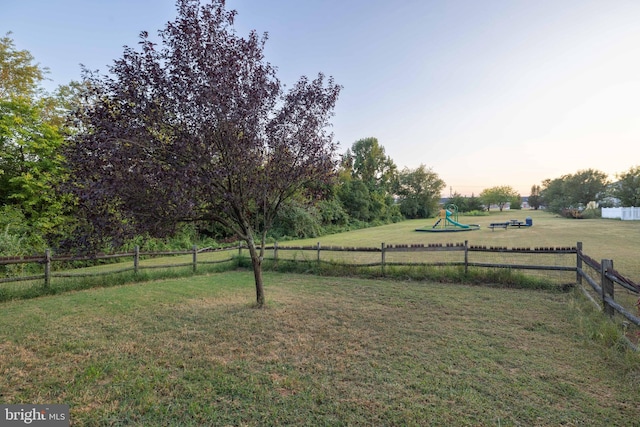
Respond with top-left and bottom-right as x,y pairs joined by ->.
540,178 -> 569,214
564,169 -> 609,207
613,166 -> 640,207
344,137 -> 397,193
447,192 -> 468,212
395,165 -> 445,218
528,185 -> 542,210
479,186 -> 519,211
337,178 -> 371,222
339,137 -> 400,222
510,197 -> 522,210
540,169 -> 609,215
63,0 -> 341,307
466,193 -> 484,212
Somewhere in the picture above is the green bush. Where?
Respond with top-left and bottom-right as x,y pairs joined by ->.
0,206 -> 48,276
121,224 -> 221,253
581,208 -> 601,219
270,201 -> 322,240
316,198 -> 348,226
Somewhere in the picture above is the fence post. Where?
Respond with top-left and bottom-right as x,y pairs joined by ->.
381,242 -> 386,275
134,245 -> 140,274
601,259 -> 614,317
464,240 -> 469,274
317,242 -> 321,264
44,249 -> 51,288
576,241 -> 582,285
192,245 -> 198,273
238,241 -> 242,258
274,241 -> 279,266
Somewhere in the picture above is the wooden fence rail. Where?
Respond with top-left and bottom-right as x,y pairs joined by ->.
2,240 -> 638,332
266,241 -> 579,274
265,241 -> 640,326
575,243 -> 640,328
0,244 -> 239,287
251,241 -> 638,330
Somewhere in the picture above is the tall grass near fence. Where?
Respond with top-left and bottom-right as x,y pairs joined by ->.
0,263 -> 235,302
250,256 -> 561,291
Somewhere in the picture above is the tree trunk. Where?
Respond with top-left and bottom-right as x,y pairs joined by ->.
246,238 -> 265,307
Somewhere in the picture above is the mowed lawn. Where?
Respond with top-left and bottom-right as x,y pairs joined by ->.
290,209 -> 640,280
1,270 -> 639,426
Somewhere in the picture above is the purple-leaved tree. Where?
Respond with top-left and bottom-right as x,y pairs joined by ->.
64,0 -> 341,307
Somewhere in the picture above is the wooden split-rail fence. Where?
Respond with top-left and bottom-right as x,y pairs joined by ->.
1,241 -> 638,331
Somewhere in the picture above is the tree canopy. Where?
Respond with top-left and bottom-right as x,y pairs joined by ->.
613,166 -> 640,207
64,0 -> 341,306
0,33 -> 68,240
540,169 -> 609,215
343,137 -> 397,192
338,137 -> 401,223
528,185 -> 542,210
0,33 -> 46,100
395,164 -> 444,219
479,186 -> 519,211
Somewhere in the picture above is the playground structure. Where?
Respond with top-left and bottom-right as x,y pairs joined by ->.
416,204 -> 480,232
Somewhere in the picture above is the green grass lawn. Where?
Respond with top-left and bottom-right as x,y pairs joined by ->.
1,271 -> 639,426
290,209 -> 640,280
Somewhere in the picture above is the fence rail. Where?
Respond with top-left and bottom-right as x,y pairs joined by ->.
0,245 -> 238,286
256,242 -> 636,330
2,241 -> 638,334
576,246 -> 640,328
264,241 -> 580,276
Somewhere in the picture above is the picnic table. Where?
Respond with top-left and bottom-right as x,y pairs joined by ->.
488,222 -> 509,230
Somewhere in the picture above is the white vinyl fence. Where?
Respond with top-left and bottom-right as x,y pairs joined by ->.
602,207 -> 640,220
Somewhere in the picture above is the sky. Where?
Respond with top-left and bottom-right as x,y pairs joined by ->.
3,0 -> 640,196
